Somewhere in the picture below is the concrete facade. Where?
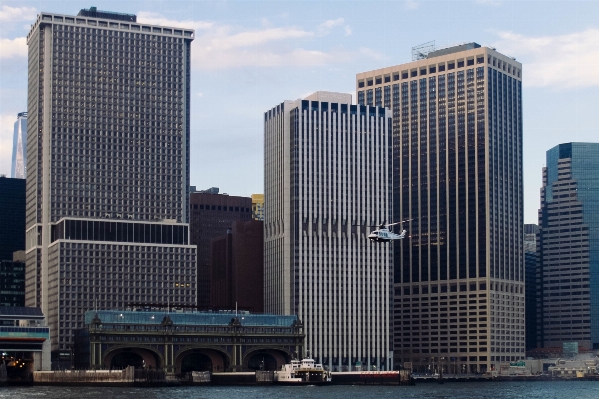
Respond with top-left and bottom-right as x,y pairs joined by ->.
264,91 -> 393,371
24,8 -> 197,362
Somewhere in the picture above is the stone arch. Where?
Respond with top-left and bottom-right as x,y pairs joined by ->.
243,347 -> 292,371
174,347 -> 231,374
103,346 -> 163,370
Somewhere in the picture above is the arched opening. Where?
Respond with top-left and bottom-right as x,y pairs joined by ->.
111,352 -> 144,369
104,348 -> 161,370
180,352 -> 212,373
175,349 -> 228,373
247,352 -> 279,371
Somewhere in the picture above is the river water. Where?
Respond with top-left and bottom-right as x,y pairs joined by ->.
1,382 -> 599,399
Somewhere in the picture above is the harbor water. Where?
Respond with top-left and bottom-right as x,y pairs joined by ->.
1,381 -> 599,399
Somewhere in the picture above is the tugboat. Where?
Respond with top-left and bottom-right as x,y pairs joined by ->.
274,353 -> 332,385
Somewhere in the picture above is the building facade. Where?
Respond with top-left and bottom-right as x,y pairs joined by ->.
0,251 -> 26,307
211,219 -> 264,312
0,177 -> 26,262
264,91 -> 393,371
76,309 -> 303,373
11,112 -> 28,179
251,193 -> 264,221
25,8 -> 197,361
524,224 -> 538,352
357,43 -> 524,372
537,143 -> 599,350
189,191 -> 252,307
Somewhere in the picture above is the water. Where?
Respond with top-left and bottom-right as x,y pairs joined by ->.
1,382 -> 599,399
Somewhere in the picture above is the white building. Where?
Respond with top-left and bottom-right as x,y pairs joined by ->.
264,91 -> 393,371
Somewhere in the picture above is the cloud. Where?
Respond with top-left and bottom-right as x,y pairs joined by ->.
493,29 -> 599,88
318,18 -> 343,31
138,12 -> 379,70
137,11 -> 213,30
0,37 -> 27,59
345,25 -> 352,36
0,5 -> 37,22
475,0 -> 502,5
405,0 -> 419,10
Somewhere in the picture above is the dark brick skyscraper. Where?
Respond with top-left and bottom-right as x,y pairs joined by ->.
190,191 -> 252,307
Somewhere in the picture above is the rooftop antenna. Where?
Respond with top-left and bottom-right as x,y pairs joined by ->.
412,41 -> 436,61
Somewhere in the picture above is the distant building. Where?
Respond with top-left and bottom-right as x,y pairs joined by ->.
357,43 -> 524,373
264,91 -> 393,371
190,191 -> 252,307
251,194 -> 264,221
211,219 -> 264,312
0,177 -> 25,262
25,8 -> 197,364
537,143 -> 599,350
11,112 -> 27,179
0,251 -> 25,307
524,224 -> 539,351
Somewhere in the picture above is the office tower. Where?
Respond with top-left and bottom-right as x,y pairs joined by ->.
0,177 -> 26,262
537,143 -> 599,350
357,43 -> 524,372
211,219 -> 264,312
190,190 -> 252,307
264,91 -> 393,371
25,8 -> 197,361
251,194 -> 264,221
524,224 -> 538,351
11,112 -> 28,179
0,251 -> 26,307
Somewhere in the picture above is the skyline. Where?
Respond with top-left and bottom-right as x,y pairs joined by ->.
1,0 -> 598,224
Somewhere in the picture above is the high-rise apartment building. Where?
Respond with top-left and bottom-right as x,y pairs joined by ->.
189,190 -> 252,307
12,112 -> 28,179
537,143 -> 599,350
25,8 -> 197,361
264,91 -> 393,371
524,224 -> 538,351
357,43 -> 524,372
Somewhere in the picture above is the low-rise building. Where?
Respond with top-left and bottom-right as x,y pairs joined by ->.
75,309 -> 304,374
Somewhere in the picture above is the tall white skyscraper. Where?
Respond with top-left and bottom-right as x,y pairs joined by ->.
25,8 -> 197,364
264,91 -> 393,371
11,112 -> 27,179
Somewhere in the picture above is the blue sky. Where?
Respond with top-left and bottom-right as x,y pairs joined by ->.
1,0 -> 598,224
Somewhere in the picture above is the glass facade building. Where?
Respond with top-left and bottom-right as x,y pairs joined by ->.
537,143 -> 599,350
24,9 -> 197,359
524,223 -> 538,351
357,44 -> 524,372
0,177 -> 26,262
11,112 -> 28,179
264,91 -> 393,371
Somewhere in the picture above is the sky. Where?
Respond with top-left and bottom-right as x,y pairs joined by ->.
0,0 -> 598,224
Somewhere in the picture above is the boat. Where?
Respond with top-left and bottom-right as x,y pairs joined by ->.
274,356 -> 332,384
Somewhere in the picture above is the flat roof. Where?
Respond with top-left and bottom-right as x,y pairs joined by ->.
85,310 -> 299,327
0,306 -> 44,319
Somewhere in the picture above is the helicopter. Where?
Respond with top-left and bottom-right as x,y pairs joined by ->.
367,220 -> 410,243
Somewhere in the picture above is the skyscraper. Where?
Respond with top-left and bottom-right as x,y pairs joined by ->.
357,43 -> 524,372
537,143 -> 599,350
11,112 -> 28,179
25,8 -> 197,362
264,91 -> 393,371
0,176 -> 26,262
